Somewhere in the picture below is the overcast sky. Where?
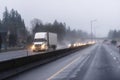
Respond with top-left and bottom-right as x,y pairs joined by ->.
0,0 -> 120,37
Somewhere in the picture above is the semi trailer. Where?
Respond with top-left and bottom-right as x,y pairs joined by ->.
31,32 -> 57,51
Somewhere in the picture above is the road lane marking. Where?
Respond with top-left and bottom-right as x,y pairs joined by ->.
47,45 -> 97,80
78,55 -> 90,68
47,56 -> 82,80
112,56 -> 116,60
104,45 -> 120,67
69,55 -> 90,78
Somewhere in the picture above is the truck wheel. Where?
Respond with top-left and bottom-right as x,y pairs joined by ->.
52,45 -> 56,50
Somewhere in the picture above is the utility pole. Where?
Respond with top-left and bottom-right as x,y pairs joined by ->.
90,19 -> 97,41
91,21 -> 93,41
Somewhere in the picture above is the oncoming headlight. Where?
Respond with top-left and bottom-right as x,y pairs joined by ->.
41,44 -> 46,49
31,45 -> 35,50
73,43 -> 77,47
68,44 -> 71,47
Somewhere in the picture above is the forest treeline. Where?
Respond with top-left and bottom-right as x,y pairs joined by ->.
31,19 -> 90,43
0,8 -> 90,47
108,30 -> 120,40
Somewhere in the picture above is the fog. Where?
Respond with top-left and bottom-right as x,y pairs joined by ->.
0,0 -> 120,37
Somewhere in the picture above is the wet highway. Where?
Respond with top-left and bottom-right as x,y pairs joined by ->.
6,43 -> 120,80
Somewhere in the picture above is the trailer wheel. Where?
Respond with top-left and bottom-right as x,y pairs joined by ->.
52,45 -> 56,50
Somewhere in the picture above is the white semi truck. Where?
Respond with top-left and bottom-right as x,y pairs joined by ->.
31,32 -> 57,51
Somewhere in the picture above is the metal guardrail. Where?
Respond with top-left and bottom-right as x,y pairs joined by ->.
0,44 -> 91,79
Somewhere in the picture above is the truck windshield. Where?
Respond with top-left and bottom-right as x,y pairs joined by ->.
34,39 -> 47,42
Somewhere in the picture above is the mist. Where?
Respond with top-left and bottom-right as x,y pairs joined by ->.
0,0 -> 120,37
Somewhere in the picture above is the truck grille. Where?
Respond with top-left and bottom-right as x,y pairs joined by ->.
35,44 -> 41,48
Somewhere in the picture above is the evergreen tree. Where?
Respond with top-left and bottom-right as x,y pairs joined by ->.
2,7 -> 10,31
31,18 -> 90,43
2,7 -> 27,47
108,30 -> 120,39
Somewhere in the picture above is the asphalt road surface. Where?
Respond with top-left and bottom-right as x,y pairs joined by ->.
6,43 -> 120,80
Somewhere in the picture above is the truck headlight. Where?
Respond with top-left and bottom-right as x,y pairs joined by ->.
31,45 -> 35,50
73,43 -> 77,47
68,44 -> 71,47
41,44 -> 46,49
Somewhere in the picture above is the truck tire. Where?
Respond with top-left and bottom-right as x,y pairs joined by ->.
52,45 -> 56,50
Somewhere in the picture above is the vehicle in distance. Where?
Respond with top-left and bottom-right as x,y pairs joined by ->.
31,32 -> 57,52
68,41 -> 96,48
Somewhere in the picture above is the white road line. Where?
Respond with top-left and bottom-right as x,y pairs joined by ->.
113,57 -> 117,60
47,56 -> 81,80
47,45 -> 97,80
79,55 -> 90,68
47,54 -> 90,80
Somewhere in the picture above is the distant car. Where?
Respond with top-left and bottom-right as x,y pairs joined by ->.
111,40 -> 117,45
117,45 -> 120,48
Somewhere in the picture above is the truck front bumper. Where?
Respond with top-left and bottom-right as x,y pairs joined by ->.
32,45 -> 48,52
